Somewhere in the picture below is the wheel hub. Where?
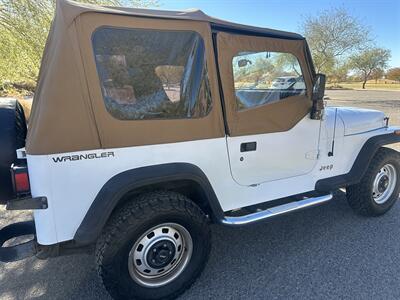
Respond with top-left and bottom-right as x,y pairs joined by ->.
146,240 -> 176,269
378,175 -> 389,193
128,223 -> 193,288
372,164 -> 397,204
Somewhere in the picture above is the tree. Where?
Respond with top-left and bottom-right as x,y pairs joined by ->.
386,68 -> 400,82
301,7 -> 371,74
275,53 -> 302,76
0,0 -> 158,93
371,68 -> 384,84
349,48 -> 391,89
329,63 -> 349,86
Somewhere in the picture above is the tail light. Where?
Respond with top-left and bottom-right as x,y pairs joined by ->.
10,164 -> 30,197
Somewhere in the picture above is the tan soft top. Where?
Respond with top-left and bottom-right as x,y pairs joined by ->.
57,0 -> 303,40
26,0 -> 307,155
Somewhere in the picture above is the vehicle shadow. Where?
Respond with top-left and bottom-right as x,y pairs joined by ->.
1,190 -> 400,300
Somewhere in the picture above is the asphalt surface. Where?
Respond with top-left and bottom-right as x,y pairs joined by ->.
325,89 -> 400,152
2,191 -> 400,300
325,89 -> 400,101
1,90 -> 400,299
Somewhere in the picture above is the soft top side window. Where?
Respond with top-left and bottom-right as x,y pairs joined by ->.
232,51 -> 306,111
92,27 -> 212,120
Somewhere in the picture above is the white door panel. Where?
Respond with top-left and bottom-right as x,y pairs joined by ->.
227,116 -> 321,186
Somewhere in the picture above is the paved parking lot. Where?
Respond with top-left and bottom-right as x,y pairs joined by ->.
326,89 -> 400,151
326,89 -> 400,127
2,191 -> 400,300
1,89 -> 400,299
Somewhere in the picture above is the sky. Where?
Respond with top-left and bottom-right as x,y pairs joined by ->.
156,0 -> 400,67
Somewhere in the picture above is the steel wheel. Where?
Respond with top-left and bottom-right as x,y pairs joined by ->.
128,223 -> 193,288
372,163 -> 397,204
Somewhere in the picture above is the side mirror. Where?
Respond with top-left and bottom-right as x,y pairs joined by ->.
238,59 -> 252,68
311,73 -> 326,120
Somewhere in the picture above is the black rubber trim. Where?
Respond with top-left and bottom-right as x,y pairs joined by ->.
0,221 -> 37,262
211,23 -> 305,40
6,197 -> 48,210
316,132 -> 400,192
74,163 -> 224,246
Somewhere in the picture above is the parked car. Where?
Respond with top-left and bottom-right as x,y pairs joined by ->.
1,1 -> 399,300
270,76 -> 297,89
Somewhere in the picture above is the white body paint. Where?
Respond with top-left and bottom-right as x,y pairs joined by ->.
227,116 -> 321,186
27,107 -> 399,245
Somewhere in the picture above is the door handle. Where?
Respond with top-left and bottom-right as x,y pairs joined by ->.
240,142 -> 257,152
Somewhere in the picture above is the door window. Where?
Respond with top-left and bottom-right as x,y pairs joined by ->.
232,51 -> 306,110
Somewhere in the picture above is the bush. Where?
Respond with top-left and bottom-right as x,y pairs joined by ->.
0,81 -> 35,97
0,0 -> 158,96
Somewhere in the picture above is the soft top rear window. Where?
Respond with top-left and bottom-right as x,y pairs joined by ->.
92,27 -> 212,120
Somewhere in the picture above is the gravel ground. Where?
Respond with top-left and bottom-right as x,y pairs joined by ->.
1,90 -> 400,299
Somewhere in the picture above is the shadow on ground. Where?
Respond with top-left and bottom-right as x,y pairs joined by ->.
1,191 -> 400,299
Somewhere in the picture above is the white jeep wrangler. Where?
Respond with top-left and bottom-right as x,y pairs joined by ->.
1,1 -> 400,299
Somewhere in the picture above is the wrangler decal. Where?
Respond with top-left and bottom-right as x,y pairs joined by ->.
52,152 -> 115,163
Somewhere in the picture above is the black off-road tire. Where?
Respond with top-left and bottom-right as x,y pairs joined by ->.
347,147 -> 400,216
0,98 -> 27,202
95,191 -> 211,300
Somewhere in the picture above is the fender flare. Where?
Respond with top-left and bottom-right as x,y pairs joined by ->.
316,132 -> 400,192
73,163 -> 223,246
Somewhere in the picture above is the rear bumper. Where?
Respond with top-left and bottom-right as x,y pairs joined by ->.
0,197 -> 50,263
6,196 -> 48,210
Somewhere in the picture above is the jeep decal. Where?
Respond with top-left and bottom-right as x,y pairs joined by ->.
52,152 -> 115,163
319,164 -> 333,171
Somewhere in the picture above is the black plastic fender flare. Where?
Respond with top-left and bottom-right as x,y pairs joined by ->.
316,132 -> 400,192
0,221 -> 36,262
73,163 -> 224,246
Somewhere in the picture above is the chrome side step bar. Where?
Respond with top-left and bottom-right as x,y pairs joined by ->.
221,194 -> 333,226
